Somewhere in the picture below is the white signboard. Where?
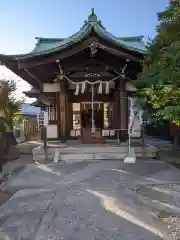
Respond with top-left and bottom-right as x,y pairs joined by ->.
38,111 -> 49,127
38,111 -> 44,128
44,111 -> 49,127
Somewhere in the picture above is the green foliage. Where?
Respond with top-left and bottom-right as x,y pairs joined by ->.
0,79 -> 24,132
157,0 -> 180,46
136,0 -> 180,125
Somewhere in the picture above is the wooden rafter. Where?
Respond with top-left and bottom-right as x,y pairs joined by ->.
97,43 -> 140,62
23,68 -> 43,88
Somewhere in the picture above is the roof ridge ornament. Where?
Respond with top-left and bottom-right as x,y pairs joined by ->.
88,8 -> 98,22
87,8 -> 105,29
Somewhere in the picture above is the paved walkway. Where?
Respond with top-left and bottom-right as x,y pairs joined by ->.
0,160 -> 180,239
146,137 -> 172,150
0,154 -> 33,187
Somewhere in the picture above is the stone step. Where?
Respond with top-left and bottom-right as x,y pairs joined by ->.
17,141 -> 42,154
32,145 -> 157,162
33,146 -> 144,154
59,152 -> 139,162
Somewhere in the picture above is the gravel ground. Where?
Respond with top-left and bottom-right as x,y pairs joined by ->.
161,217 -> 180,240
1,158 -> 180,239
0,154 -> 33,207
0,160 -> 178,239
0,189 -> 16,207
136,183 -> 180,240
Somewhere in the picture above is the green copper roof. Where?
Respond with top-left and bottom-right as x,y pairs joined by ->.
13,9 -> 147,60
32,38 -> 64,53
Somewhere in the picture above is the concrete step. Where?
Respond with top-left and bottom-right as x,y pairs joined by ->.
32,145 -> 157,162
59,152 -> 139,162
17,141 -> 42,154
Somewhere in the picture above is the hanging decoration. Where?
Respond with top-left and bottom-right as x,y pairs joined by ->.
54,61 -> 130,96
74,83 -> 80,95
63,74 -> 121,96
98,82 -> 102,94
105,81 -> 110,95
81,81 -> 86,94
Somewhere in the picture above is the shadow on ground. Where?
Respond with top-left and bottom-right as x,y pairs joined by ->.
0,160 -> 180,239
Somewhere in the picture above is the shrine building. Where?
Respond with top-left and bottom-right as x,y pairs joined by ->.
0,9 -> 147,143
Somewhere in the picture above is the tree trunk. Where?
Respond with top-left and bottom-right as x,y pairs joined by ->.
170,123 -> 180,149
173,131 -> 180,149
0,132 -> 19,166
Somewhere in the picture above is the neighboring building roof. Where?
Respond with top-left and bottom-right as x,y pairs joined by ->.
19,103 -> 40,116
2,9 -> 147,60
31,99 -> 47,108
23,87 -> 40,97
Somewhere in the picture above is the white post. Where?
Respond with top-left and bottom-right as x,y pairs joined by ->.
128,97 -> 132,156
124,96 -> 136,163
128,131 -> 131,156
91,84 -> 95,134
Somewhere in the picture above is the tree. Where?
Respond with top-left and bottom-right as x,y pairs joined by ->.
136,0 -> 180,144
0,79 -> 23,132
0,79 -> 22,171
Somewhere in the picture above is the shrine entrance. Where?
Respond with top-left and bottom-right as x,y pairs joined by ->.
81,102 -> 103,129
80,102 -> 104,143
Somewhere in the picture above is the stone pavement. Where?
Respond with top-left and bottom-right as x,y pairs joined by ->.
158,149 -> 180,164
0,154 -> 34,208
0,154 -> 33,188
0,160 -> 180,239
146,137 -> 172,150
1,154 -> 33,175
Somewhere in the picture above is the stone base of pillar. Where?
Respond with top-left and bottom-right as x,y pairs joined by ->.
80,128 -> 104,144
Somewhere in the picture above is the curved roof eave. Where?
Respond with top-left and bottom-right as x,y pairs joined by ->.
94,24 -> 147,54
2,23 -> 93,60
0,10 -> 148,61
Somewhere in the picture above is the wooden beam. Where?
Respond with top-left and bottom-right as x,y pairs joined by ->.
18,37 -> 98,69
98,43 -> 140,62
63,58 -> 124,73
23,68 -> 43,88
63,59 -> 128,77
64,66 -> 116,73
64,58 -> 111,69
0,61 -> 42,89
64,76 -> 115,81
70,54 -> 134,75
64,66 -> 115,73
79,59 -> 107,66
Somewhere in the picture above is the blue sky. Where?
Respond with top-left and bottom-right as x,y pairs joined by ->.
0,0 -> 169,100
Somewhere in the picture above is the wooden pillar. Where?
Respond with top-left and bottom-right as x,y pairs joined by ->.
59,80 -> 68,141
119,79 -> 128,141
67,102 -> 73,134
65,93 -> 69,136
114,90 -> 120,129
56,92 -> 61,139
